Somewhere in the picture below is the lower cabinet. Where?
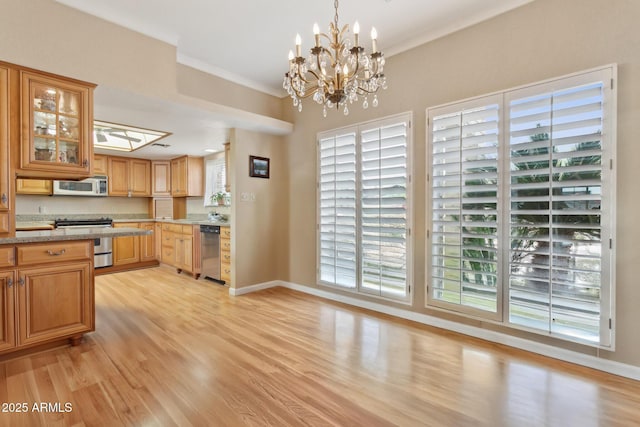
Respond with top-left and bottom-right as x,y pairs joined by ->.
0,241 -> 94,356
139,222 -> 155,262
18,262 -> 92,347
220,226 -> 231,284
112,222 -> 156,267
160,223 -> 199,277
113,223 -> 140,266
0,271 -> 15,352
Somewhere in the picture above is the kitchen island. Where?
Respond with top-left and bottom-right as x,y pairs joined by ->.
0,227 -> 151,359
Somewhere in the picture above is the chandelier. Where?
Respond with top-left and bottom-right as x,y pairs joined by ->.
283,0 -> 387,116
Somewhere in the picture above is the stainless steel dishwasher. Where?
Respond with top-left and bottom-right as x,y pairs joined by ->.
200,224 -> 223,282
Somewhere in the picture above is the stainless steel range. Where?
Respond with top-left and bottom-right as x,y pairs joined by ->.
54,217 -> 114,268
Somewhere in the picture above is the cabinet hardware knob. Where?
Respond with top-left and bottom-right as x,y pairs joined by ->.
7,278 -> 13,288
83,159 -> 88,167
46,249 -> 66,256
18,277 -> 25,287
1,193 -> 6,204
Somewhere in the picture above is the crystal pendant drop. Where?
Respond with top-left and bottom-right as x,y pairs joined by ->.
363,97 -> 369,109
372,95 -> 379,108
343,105 -> 349,116
323,105 -> 327,117
298,102 -> 303,112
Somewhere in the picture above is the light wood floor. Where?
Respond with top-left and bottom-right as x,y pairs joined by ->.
1,266 -> 640,426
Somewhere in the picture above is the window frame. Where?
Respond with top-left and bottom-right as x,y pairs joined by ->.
426,65 -> 617,349
317,112 -> 414,304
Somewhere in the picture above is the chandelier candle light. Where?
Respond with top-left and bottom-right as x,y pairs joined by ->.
283,0 -> 388,116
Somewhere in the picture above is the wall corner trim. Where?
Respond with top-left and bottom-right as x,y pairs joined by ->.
230,280 -> 640,381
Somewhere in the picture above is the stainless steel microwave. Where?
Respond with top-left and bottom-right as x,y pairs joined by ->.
52,176 -> 108,196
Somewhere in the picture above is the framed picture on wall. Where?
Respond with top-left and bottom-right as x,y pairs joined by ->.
249,155 -> 270,178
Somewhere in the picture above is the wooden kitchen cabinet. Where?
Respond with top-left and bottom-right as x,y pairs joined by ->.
160,223 -> 199,277
0,240 -> 94,355
152,160 -> 171,196
113,223 -> 140,266
0,270 -> 16,352
139,222 -> 155,262
17,261 -> 92,347
16,179 -> 52,195
93,154 -> 108,175
108,156 -> 151,197
96,222 -> 157,275
171,156 -> 203,197
220,226 -> 231,284
0,65 -> 10,235
18,69 -> 95,178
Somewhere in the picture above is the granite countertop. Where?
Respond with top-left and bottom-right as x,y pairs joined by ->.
1,227 -> 150,245
113,218 -> 230,227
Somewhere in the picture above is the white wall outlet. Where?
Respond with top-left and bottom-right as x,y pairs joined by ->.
38,205 -> 46,214
250,193 -> 256,201
240,192 -> 249,201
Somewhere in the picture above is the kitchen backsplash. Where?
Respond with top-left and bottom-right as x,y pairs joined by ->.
16,195 -> 231,221
16,194 -> 150,217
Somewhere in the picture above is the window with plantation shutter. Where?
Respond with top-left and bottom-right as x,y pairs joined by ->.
318,129 -> 357,289
427,66 -> 616,347
506,70 -> 613,346
318,113 -> 412,301
429,96 -> 501,317
360,119 -> 409,298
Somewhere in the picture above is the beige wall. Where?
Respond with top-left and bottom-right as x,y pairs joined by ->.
230,129 -> 289,289
177,65 -> 284,122
285,0 -> 640,367
0,0 -> 290,127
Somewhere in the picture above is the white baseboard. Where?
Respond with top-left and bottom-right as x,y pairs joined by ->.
231,279 -> 640,381
228,281 -> 280,296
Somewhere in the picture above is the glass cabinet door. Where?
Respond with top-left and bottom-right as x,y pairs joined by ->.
32,84 -> 81,166
21,71 -> 94,176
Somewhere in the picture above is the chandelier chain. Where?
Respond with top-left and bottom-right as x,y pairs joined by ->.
334,0 -> 339,28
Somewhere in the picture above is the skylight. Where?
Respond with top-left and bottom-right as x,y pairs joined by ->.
93,120 -> 171,152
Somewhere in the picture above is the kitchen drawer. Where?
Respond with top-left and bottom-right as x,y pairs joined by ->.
221,227 -> 231,239
0,246 -> 15,267
181,225 -> 194,235
221,262 -> 231,283
17,241 -> 92,266
221,250 -> 231,264
221,238 -> 231,251
162,223 -> 183,233
0,213 -> 9,234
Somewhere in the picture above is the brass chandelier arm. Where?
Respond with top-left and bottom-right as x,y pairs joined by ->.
290,83 -> 320,99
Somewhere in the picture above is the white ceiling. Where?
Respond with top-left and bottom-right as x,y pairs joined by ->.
56,0 -> 533,159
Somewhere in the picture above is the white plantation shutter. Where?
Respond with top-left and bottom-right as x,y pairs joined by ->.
429,96 -> 501,315
318,113 -> 412,301
318,129 -> 357,288
427,66 -> 615,347
360,119 -> 409,298
506,69 -> 613,345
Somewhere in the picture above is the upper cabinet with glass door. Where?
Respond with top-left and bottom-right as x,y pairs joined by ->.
19,70 -> 95,178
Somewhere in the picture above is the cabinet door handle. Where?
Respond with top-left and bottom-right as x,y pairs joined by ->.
7,278 -> 13,288
46,249 -> 66,256
18,277 -> 25,287
1,193 -> 6,204
83,159 -> 88,167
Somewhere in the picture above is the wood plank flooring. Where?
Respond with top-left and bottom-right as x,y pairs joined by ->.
1,265 -> 640,426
